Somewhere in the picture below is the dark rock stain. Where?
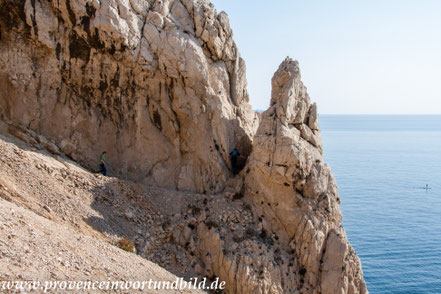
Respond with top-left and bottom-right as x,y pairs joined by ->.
69,32 -> 90,61
55,43 -> 61,59
152,110 -> 162,130
65,0 -> 76,26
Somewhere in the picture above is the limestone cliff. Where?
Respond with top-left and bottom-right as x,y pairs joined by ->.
0,0 -> 367,293
244,58 -> 366,293
0,0 -> 257,194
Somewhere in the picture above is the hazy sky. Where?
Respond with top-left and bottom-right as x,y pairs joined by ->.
210,0 -> 441,114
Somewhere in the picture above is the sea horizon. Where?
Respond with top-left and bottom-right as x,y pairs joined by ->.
321,115 -> 441,293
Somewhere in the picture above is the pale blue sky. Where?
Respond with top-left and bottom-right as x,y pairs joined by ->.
210,0 -> 441,114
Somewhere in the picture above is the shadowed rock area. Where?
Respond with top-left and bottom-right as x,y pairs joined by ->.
0,0 -> 367,293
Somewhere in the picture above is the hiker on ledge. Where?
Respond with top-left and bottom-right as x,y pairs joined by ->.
99,151 -> 107,176
229,148 -> 240,175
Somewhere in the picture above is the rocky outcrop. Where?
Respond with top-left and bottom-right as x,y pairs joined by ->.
0,0 -> 257,193
243,58 -> 366,293
0,130 -> 366,294
0,0 -> 367,293
0,133 -> 284,293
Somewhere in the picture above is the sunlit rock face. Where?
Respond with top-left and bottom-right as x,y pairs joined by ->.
0,0 -> 257,193
244,58 -> 367,294
0,0 -> 367,292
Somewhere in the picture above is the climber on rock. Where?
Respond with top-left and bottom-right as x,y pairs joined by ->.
229,148 -> 240,175
99,151 -> 107,176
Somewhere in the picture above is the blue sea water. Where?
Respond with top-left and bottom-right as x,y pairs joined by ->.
320,115 -> 441,294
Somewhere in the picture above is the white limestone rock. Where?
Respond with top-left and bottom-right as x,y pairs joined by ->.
244,57 -> 367,293
0,1 -> 367,293
0,0 -> 257,194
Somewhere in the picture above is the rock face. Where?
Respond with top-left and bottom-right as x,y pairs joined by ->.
0,0 -> 367,293
0,0 -> 257,193
0,131 -> 366,294
244,58 -> 367,293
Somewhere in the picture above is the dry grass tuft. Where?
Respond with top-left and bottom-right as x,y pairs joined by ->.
118,237 -> 135,253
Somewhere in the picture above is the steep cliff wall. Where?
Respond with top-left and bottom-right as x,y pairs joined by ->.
244,58 -> 366,293
0,0 -> 257,193
0,0 -> 367,293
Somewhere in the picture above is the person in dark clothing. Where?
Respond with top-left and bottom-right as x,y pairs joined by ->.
229,148 -> 240,174
99,151 -> 107,176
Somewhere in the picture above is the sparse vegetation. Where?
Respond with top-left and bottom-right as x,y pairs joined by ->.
204,220 -> 218,230
187,204 -> 201,216
118,237 -> 135,253
246,227 -> 257,238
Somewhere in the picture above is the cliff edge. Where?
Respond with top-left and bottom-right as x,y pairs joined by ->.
0,0 -> 367,293
244,58 -> 366,293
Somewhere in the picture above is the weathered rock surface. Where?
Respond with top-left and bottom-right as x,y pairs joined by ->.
0,0 -> 257,193
0,0 -> 367,293
0,158 -> 205,294
1,119 -> 366,293
244,58 -> 367,293
0,199 -> 207,294
0,132 -> 293,293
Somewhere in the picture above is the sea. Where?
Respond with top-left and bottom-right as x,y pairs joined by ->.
320,115 -> 441,294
